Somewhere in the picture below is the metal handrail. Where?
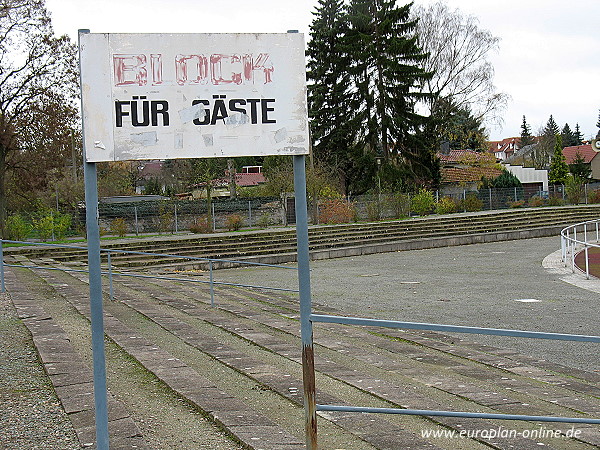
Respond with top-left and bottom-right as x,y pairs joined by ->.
0,239 -> 299,303
561,219 -> 600,279
304,227 -> 600,428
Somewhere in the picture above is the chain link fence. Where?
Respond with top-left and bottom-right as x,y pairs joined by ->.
6,183 -> 600,241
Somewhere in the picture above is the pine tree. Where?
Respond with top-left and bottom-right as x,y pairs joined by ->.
346,0 -> 431,166
544,115 -> 560,136
307,0 -> 357,192
569,151 -> 591,179
535,115 -> 560,168
561,123 -> 577,147
574,123 -> 584,145
596,109 -> 600,139
519,115 -> 535,148
548,134 -> 569,185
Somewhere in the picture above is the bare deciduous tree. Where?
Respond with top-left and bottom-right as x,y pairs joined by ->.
413,2 -> 509,127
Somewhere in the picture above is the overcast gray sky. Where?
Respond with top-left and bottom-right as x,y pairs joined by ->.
46,0 -> 600,141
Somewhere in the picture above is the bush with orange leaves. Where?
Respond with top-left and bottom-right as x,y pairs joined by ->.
318,199 -> 356,224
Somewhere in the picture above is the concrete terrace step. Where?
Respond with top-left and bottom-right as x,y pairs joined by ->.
6,205 -> 600,269
9,254 -> 600,449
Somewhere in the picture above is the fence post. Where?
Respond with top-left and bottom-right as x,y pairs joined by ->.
248,201 -> 252,227
209,260 -> 215,307
134,205 -> 139,236
212,203 -> 216,232
107,251 -> 114,301
51,210 -> 56,241
514,187 -> 517,202
585,245 -> 590,279
0,239 -> 5,293
174,203 -> 178,233
572,228 -> 577,273
585,184 -> 588,204
463,190 -> 466,212
489,188 -> 492,210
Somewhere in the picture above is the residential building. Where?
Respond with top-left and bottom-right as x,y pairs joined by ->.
562,144 -> 600,179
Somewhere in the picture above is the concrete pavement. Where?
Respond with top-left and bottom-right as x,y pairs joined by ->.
216,235 -> 600,373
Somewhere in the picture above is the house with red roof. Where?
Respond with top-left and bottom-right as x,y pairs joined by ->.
438,149 -> 549,195
562,144 -> 600,179
488,137 -> 521,161
438,149 -> 503,192
184,166 -> 267,199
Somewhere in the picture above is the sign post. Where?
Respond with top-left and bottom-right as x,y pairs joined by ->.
78,30 -> 311,447
79,29 -> 110,449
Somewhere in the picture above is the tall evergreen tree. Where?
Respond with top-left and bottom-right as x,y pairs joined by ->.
574,123 -> 584,145
519,115 -> 535,148
561,123 -> 577,147
307,0 -> 357,193
596,109 -> 600,139
569,151 -> 591,180
534,115 -> 560,168
548,134 -> 569,185
346,0 -> 431,167
544,115 -> 560,136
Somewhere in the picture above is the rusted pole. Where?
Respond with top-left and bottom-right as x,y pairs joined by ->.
293,155 -> 317,448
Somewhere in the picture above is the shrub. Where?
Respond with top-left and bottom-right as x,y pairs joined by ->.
508,200 -> 525,208
189,217 -> 210,234
460,193 -> 484,212
33,214 -> 55,240
6,214 -> 31,241
588,189 -> 600,204
157,212 -> 173,233
257,214 -> 271,228
435,196 -> 457,215
225,214 -> 244,231
366,201 -> 381,221
565,176 -> 584,205
110,218 -> 128,237
385,192 -> 410,219
546,196 -> 566,207
53,213 -> 72,240
528,196 -> 544,207
318,199 -> 356,224
33,211 -> 72,241
410,190 -> 435,216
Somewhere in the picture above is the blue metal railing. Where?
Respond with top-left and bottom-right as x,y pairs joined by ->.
304,227 -> 600,428
0,239 -> 298,305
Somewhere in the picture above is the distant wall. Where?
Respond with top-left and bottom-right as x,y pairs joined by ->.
504,164 -> 548,191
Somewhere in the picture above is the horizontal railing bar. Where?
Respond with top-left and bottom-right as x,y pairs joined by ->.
1,239 -> 89,250
3,263 -> 298,293
317,405 -> 600,424
0,239 -> 297,270
310,314 -> 600,343
106,271 -> 299,292
4,263 -> 90,274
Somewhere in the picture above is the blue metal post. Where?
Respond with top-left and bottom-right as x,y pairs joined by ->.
209,260 -> 215,307
293,155 -> 317,449
174,204 -> 178,233
1,239 -> 5,293
108,252 -> 114,301
83,160 -> 110,450
79,29 -> 109,450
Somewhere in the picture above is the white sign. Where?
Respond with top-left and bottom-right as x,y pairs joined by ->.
79,33 -> 309,162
